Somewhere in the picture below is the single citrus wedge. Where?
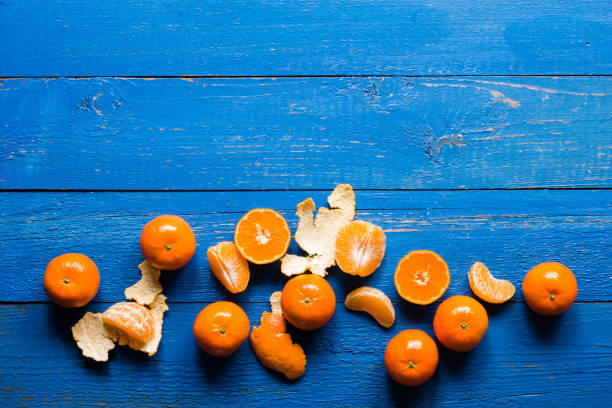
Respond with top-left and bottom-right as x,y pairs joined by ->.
207,241 -> 250,293
345,286 -> 395,328
102,302 -> 155,343
335,220 -> 386,277
394,250 -> 450,305
468,262 -> 515,304
234,209 -> 291,264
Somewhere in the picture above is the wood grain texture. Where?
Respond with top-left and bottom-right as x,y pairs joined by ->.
1,190 -> 609,302
1,77 -> 610,190
0,1 -> 611,76
1,302 -> 610,407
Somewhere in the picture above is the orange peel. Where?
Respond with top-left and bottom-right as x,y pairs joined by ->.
281,184 -> 355,277
72,260 -> 169,361
125,261 -> 162,306
250,292 -> 306,380
71,312 -> 117,362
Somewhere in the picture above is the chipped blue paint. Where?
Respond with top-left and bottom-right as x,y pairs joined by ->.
1,1 -> 611,405
0,190 -> 610,303
0,1 -> 610,76
1,303 -> 611,406
0,77 -> 610,190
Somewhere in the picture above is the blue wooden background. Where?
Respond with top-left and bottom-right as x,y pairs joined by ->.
1,1 -> 611,407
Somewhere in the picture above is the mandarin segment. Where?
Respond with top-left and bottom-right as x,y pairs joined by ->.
281,184 -> 356,277
335,221 -> 386,277
234,209 -> 291,265
468,262 -> 515,304
394,250 -> 450,305
344,286 -> 395,328
102,302 -> 155,344
207,241 -> 250,293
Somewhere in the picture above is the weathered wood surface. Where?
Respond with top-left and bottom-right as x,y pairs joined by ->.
1,302 -> 610,407
1,77 -> 610,190
1,190 -> 609,302
2,1 -> 611,406
0,1 -> 610,76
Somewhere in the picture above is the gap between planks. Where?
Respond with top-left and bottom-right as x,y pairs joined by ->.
2,74 -> 612,80
1,187 -> 611,193
1,300 -> 608,305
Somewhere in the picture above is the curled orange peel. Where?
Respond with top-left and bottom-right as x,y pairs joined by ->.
250,292 -> 306,380
281,184 -> 356,277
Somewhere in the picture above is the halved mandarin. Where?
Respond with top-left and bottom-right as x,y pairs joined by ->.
234,209 -> 291,265
468,262 -> 515,304
102,302 -> 155,343
207,241 -> 250,293
345,286 -> 395,328
335,221 -> 386,277
394,250 -> 450,305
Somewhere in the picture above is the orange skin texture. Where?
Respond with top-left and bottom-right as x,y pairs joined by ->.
250,312 -> 306,380
193,301 -> 250,357
102,302 -> 155,343
433,296 -> 488,352
140,215 -> 196,270
281,274 -> 336,330
522,262 -> 578,316
43,253 -> 100,308
384,329 -> 438,386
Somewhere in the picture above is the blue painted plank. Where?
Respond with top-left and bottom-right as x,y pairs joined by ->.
1,77 -> 610,190
0,1 -> 610,76
0,302 -> 610,407
1,190 -> 609,302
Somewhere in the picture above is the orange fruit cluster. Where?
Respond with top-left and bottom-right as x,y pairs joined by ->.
384,251 -> 578,386
43,185 -> 579,386
46,215 -> 197,356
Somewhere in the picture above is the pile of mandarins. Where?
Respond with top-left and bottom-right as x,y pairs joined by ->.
43,187 -> 578,386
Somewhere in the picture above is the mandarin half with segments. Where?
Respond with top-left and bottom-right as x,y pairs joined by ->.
193,301 -> 250,357
281,274 -> 336,330
234,209 -> 291,264
384,329 -> 439,386
394,250 -> 450,305
469,262 -> 515,304
522,262 -> 577,316
43,253 -> 100,308
207,241 -> 250,294
335,220 -> 386,277
140,215 -> 196,270
433,296 -> 488,352
102,302 -> 155,343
